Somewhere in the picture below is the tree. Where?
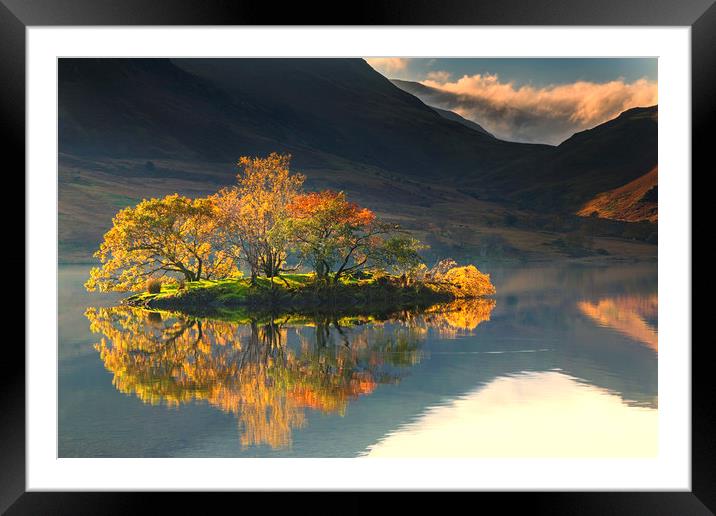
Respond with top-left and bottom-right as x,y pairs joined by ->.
211,187 -> 260,281
286,190 -> 413,284
85,194 -> 235,292
374,236 -> 426,286
436,265 -> 496,298
213,153 -> 304,284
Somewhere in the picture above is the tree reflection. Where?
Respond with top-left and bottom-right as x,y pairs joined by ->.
85,299 -> 495,450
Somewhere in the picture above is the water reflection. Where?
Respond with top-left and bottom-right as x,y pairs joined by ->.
365,370 -> 657,457
358,286 -> 659,457
577,295 -> 658,351
63,264 -> 658,457
86,299 -> 496,450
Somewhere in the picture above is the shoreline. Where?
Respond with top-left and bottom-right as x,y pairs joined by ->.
122,274 -> 495,318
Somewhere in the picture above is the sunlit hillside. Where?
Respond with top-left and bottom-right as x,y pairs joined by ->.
578,166 -> 657,223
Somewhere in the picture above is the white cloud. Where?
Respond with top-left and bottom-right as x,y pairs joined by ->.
425,70 -> 452,82
365,57 -> 409,75
414,73 -> 658,144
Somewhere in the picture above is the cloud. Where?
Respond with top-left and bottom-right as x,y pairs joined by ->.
365,58 -> 409,75
425,70 -> 452,82
415,74 -> 658,144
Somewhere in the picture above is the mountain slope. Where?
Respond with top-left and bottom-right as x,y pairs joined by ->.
60,58 -> 547,179
391,77 -> 657,212
429,106 -> 494,137
467,106 -> 658,211
577,166 -> 657,223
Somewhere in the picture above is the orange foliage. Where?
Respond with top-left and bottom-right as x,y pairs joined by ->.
288,190 -> 376,226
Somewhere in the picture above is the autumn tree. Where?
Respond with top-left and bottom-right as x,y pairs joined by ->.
432,264 -> 496,298
376,235 -> 426,285
286,190 -> 420,284
212,153 -> 304,284
85,194 -> 235,292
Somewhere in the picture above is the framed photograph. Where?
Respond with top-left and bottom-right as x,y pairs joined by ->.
5,0 -> 707,512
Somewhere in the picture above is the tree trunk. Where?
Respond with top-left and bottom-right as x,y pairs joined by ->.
195,258 -> 203,282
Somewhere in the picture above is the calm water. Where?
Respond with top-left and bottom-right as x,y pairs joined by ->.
59,264 -> 658,457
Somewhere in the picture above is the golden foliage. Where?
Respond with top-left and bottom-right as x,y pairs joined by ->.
433,265 -> 496,298
85,152 -> 497,300
212,153 -> 305,280
86,194 -> 236,292
288,190 -> 376,226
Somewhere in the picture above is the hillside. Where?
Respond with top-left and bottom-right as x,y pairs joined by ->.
60,58 -> 545,178
429,106 -> 495,137
391,78 -> 657,210
578,166 -> 658,223
466,105 -> 658,211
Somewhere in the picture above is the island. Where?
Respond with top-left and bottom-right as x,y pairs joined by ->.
123,266 -> 495,318
86,153 -> 496,314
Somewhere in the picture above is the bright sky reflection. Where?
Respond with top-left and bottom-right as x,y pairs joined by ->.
364,371 -> 657,457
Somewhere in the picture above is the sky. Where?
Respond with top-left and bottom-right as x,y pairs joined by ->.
365,58 -> 657,145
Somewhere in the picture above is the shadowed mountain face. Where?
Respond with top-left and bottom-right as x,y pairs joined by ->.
59,58 -> 545,179
429,106 -> 495,138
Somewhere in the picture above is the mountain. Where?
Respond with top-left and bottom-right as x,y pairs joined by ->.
59,58 -> 546,179
466,105 -> 658,211
58,58 -> 657,263
577,166 -> 657,223
391,78 -> 657,211
392,79 -> 508,138
429,106 -> 494,137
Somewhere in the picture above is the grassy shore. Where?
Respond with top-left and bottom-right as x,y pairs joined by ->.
123,272 -> 494,318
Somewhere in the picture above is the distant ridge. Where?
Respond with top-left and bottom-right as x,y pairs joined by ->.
468,105 -> 658,211
429,106 -> 495,138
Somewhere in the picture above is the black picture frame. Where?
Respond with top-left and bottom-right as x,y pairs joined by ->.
3,0 -> 706,513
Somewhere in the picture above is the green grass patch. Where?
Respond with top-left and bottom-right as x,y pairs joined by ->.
123,269 -> 495,319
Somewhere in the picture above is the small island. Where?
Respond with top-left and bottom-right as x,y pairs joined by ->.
86,153 -> 495,313
123,266 -> 495,317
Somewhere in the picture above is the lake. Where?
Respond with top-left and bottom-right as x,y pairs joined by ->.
59,263 -> 657,457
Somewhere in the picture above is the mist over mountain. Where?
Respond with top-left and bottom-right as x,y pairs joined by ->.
391,77 -> 657,146
429,106 -> 495,138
